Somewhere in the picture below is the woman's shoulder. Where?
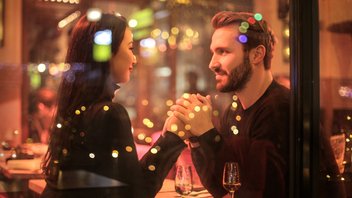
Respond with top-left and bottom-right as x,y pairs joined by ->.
90,101 -> 126,113
82,101 -> 128,122
83,101 -> 131,134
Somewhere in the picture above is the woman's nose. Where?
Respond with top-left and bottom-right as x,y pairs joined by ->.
133,55 -> 137,64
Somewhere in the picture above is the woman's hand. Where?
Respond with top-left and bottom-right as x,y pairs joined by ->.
162,114 -> 193,140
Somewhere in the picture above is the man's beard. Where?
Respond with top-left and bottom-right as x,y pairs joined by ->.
220,54 -> 253,93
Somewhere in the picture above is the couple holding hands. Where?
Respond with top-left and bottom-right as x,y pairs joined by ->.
41,10 -> 289,198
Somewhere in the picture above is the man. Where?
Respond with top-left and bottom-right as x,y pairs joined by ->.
167,11 -> 290,198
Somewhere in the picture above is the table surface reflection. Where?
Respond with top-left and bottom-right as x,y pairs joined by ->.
29,178 -> 212,197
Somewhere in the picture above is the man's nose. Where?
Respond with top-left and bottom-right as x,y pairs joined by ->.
209,56 -> 219,71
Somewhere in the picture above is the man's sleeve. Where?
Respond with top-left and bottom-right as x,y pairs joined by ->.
190,129 -> 277,198
190,128 -> 229,198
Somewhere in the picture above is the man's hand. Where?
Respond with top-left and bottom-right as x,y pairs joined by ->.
171,93 -> 214,136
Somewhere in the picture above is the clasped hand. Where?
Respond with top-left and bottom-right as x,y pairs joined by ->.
163,93 -> 214,140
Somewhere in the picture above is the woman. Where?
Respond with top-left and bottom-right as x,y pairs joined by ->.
41,13 -> 185,198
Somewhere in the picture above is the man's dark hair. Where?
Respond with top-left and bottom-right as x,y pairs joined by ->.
211,11 -> 276,69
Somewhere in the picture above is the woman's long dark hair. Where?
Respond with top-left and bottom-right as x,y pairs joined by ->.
42,13 -> 128,177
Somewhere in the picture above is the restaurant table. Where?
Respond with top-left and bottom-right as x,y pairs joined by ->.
0,161 -> 44,180
0,159 -> 45,197
156,179 -> 212,197
29,170 -> 126,196
29,178 -> 213,197
46,170 -> 126,190
28,179 -> 45,195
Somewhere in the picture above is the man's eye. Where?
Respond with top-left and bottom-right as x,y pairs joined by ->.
218,49 -> 226,55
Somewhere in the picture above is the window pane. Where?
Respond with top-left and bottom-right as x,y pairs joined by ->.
319,0 -> 352,197
0,0 -> 290,196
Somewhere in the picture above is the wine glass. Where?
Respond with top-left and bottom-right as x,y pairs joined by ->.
223,162 -> 241,198
175,165 -> 193,197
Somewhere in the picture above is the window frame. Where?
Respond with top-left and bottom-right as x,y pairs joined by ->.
289,0 -> 320,197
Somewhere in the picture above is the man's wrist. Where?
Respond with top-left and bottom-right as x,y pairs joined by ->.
192,124 -> 214,137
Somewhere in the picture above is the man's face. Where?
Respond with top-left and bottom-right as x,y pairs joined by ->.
209,25 -> 252,93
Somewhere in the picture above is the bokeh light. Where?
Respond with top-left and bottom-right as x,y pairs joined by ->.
151,148 -> 158,154
93,29 -> 112,62
112,150 -> 119,158
236,115 -> 241,121
151,29 -> 161,38
166,99 -> 174,106
247,17 -> 256,25
148,165 -> 156,171
254,13 -> 263,21
89,153 -> 95,158
37,63 -> 46,73
239,26 -> 248,33
140,38 -> 156,48
213,110 -> 219,117
232,95 -> 238,101
171,27 -> 179,35
103,105 -> 110,111
142,100 -> 149,106
171,124 -> 178,132
128,19 -> 138,28
145,137 -> 152,144
87,8 -> 102,22
125,146 -> 133,152
138,133 -> 146,140
202,106 -> 209,112
232,102 -> 238,109
238,35 -> 248,43
241,21 -> 249,29
81,106 -> 86,111
178,131 -> 185,137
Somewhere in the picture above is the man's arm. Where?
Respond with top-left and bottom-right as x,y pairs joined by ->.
190,128 -> 229,198
190,128 -> 276,198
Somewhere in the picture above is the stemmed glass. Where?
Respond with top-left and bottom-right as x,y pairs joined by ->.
223,162 -> 241,198
175,165 -> 193,197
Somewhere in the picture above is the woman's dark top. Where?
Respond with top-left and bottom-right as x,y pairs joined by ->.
41,101 -> 186,198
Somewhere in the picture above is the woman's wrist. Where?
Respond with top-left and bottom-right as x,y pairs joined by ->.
188,136 -> 200,148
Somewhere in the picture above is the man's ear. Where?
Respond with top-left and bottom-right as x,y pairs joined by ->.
249,45 -> 266,64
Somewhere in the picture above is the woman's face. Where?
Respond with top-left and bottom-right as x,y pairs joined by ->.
110,28 -> 136,83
